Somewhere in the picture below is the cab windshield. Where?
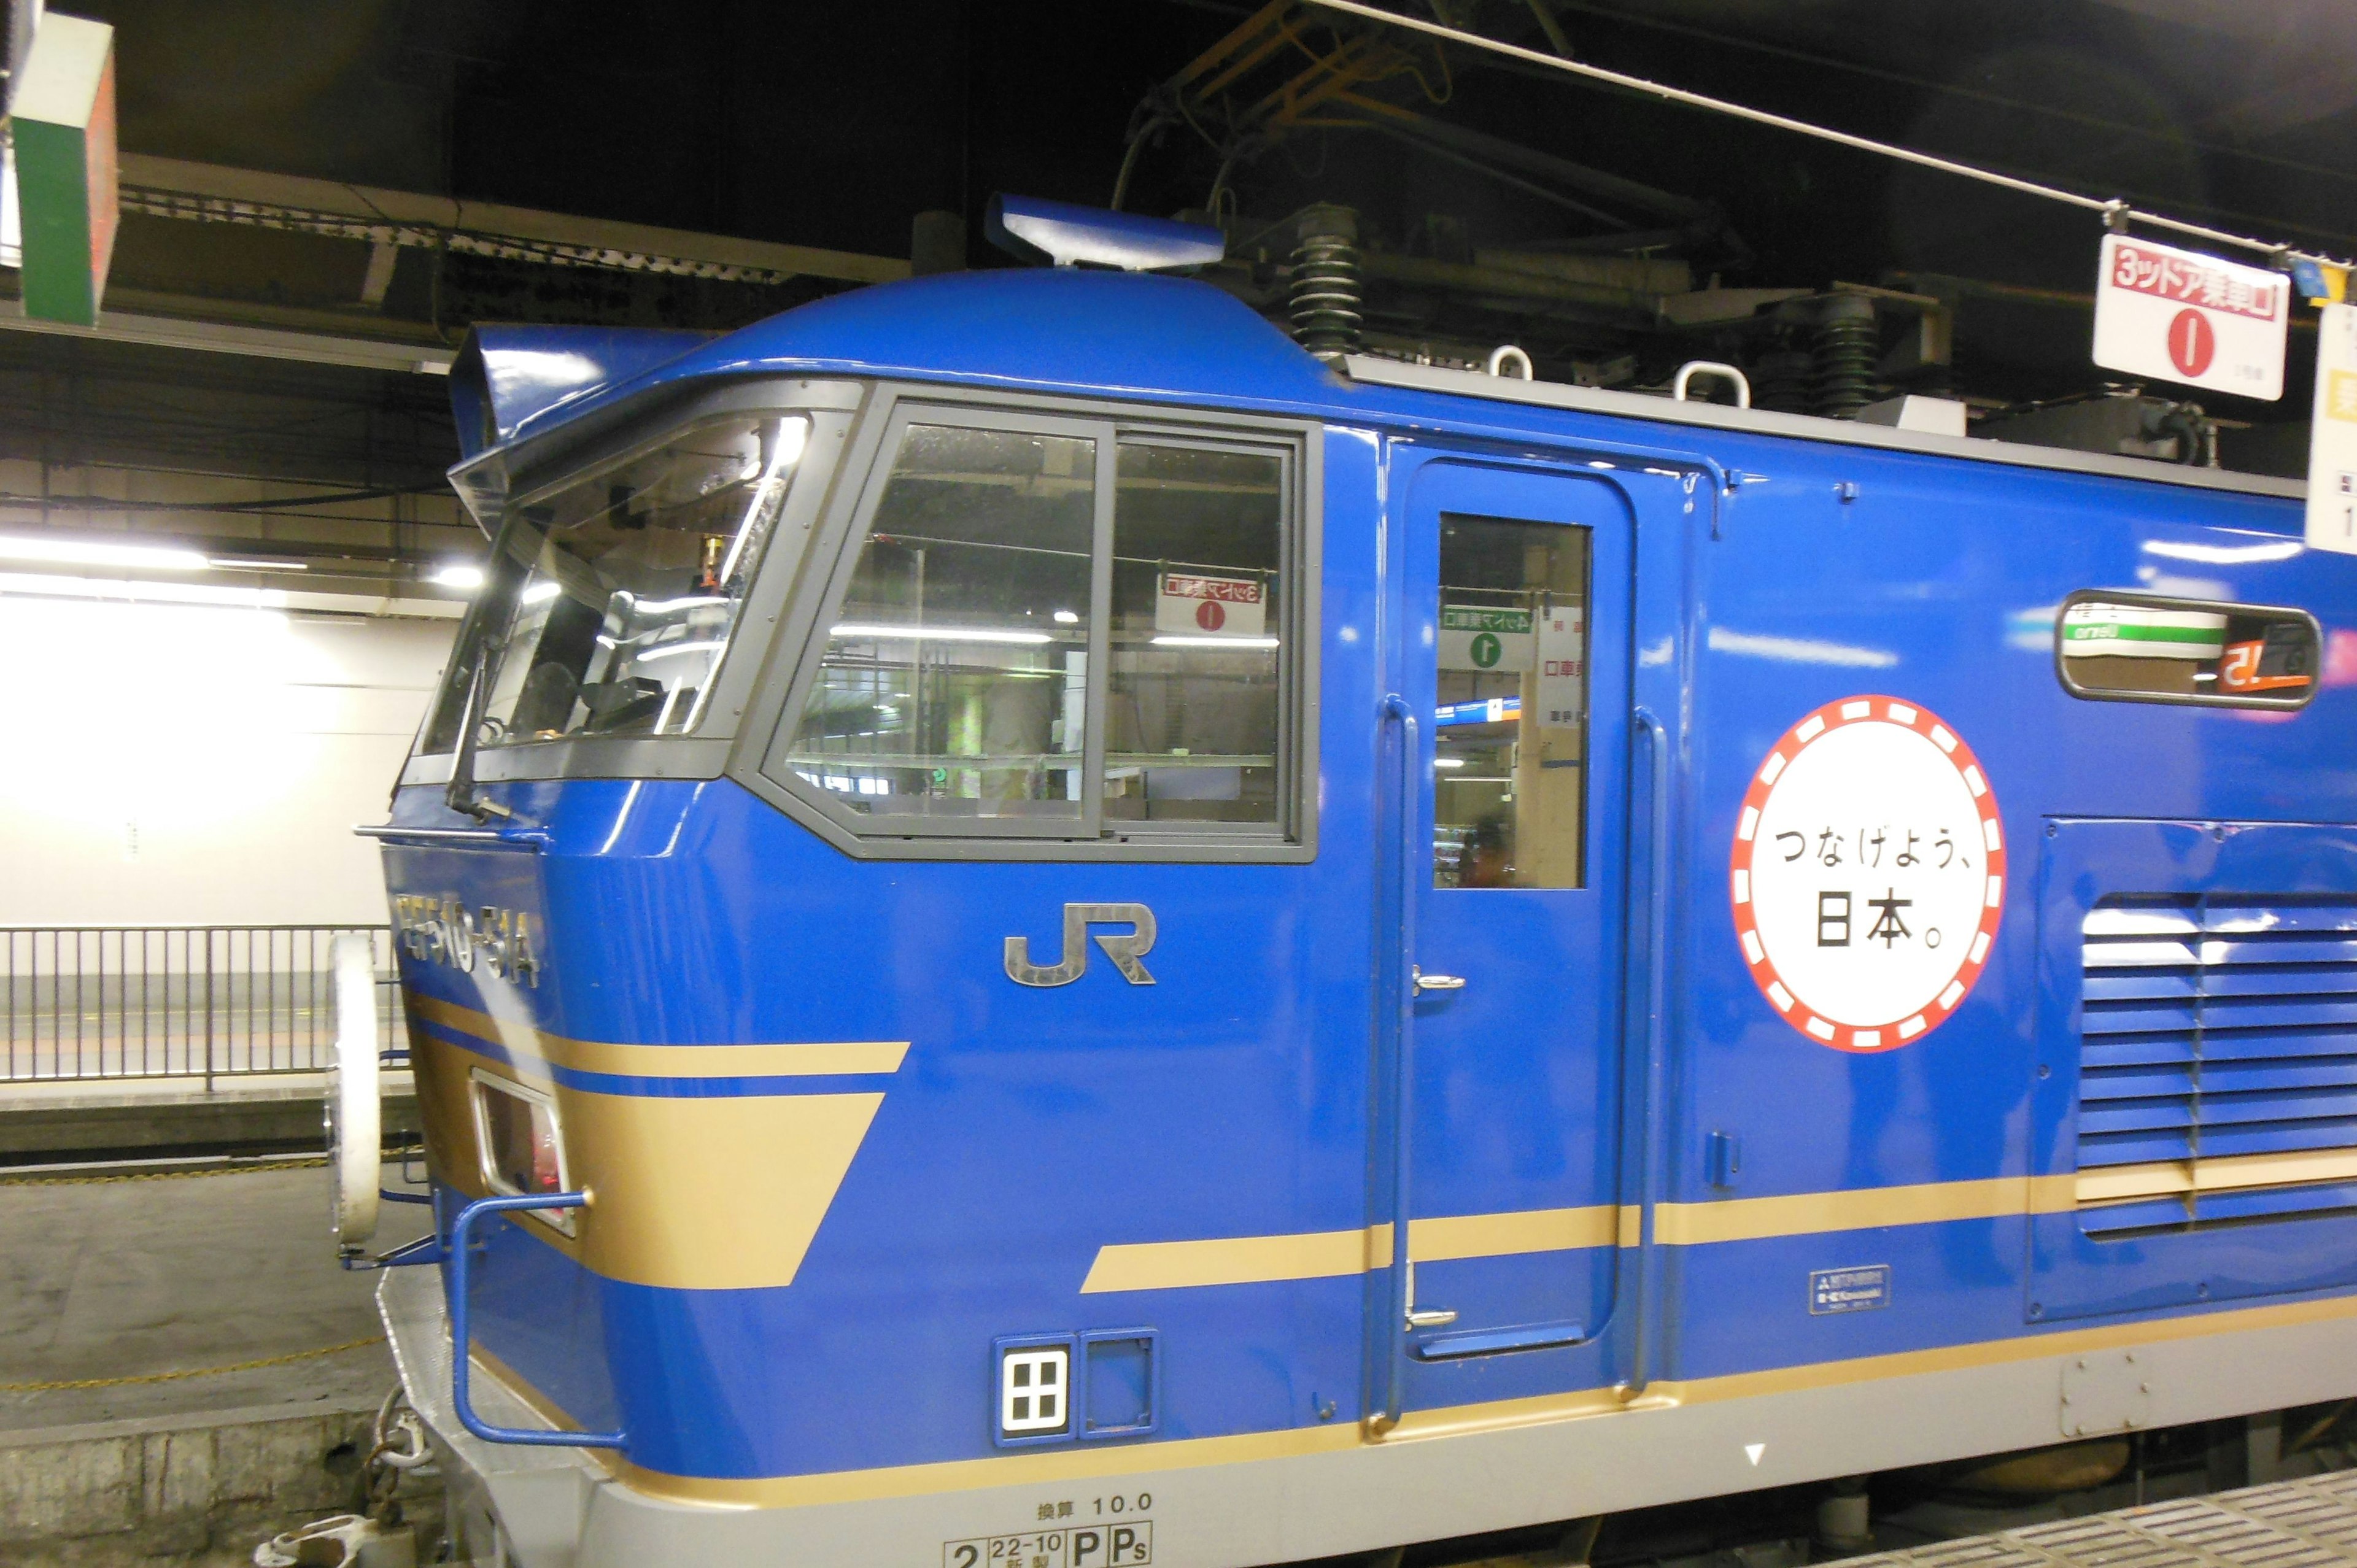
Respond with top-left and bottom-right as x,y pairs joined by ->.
458,413 -> 811,747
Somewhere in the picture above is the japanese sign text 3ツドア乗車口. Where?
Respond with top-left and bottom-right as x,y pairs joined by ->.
1728,696 -> 2005,1051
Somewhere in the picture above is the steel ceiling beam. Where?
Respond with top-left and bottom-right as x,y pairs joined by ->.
118,153 -> 912,288
0,297 -> 457,375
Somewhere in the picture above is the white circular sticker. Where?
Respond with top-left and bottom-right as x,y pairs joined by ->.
1729,695 -> 2004,1052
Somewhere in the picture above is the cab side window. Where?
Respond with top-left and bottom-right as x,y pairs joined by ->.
768,407 -> 1305,851
1107,442 -> 1285,826
782,424 -> 1096,822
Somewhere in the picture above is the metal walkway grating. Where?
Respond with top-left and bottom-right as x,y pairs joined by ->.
1848,1472 -> 2357,1568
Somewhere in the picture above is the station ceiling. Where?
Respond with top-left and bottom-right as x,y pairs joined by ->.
4,0 -> 2353,539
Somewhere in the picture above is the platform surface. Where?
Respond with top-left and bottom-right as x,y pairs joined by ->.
0,1158 -> 431,1431
1851,1471 -> 2357,1568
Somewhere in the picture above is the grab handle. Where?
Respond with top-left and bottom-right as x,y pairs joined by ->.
1671,361 -> 1751,408
1377,692 -> 1420,1430
447,1191 -> 626,1450
1621,708 -> 1674,1397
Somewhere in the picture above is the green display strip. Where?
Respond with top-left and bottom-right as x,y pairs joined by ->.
2061,609 -> 2226,658
1440,605 -> 1533,634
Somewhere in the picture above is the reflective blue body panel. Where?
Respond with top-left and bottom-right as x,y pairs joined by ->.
382,268 -> 2357,1520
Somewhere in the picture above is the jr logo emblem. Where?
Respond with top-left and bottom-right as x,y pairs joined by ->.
1004,904 -> 1158,987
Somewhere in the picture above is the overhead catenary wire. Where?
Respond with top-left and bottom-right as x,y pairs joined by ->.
1299,0 -> 2356,272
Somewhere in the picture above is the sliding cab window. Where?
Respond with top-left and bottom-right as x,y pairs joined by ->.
771,409 -> 1300,848
2057,592 -> 2320,709
426,412 -> 818,751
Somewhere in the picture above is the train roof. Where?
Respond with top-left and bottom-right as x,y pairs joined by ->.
449,268 -> 2304,505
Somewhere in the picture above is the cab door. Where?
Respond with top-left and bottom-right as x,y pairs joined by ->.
1385,454 -> 1640,1411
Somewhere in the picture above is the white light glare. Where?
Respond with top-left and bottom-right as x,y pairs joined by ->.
2142,538 -> 2304,565
1053,609 -> 1080,624
1433,757 -> 1467,768
432,563 -> 487,590
0,534 -> 209,571
634,640 -> 724,662
520,579 -> 562,605
831,622 -> 1052,645
1151,635 -> 1280,649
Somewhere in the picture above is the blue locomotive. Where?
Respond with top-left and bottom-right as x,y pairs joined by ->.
336,201 -> 2357,1568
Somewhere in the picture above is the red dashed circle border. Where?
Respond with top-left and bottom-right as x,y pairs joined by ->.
1728,694 -> 2005,1054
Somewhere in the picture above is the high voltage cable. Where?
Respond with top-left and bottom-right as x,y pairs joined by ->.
1302,0 -> 2355,272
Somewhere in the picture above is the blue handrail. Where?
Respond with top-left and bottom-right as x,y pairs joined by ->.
446,1191 -> 627,1450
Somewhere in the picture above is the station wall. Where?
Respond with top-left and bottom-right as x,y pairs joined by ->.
0,591 -> 453,927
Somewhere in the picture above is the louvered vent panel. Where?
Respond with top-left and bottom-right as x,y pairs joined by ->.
2076,895 -> 2357,1234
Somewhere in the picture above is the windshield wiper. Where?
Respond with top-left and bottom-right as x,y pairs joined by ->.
445,656 -> 513,823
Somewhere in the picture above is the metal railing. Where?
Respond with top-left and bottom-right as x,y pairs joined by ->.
0,926 -> 408,1088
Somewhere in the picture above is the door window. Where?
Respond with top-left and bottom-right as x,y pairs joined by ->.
1431,512 -> 1592,889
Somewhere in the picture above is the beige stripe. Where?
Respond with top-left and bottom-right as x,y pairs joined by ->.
1081,1226 -> 1388,1292
605,1292 -> 2357,1508
1409,1206 -> 1618,1262
562,1087 -> 886,1290
417,1035 -> 888,1291
1086,1178 -> 2081,1292
1654,1175 -> 2078,1246
410,994 -> 908,1078
1081,1207 -> 1619,1293
2078,1149 -> 2357,1206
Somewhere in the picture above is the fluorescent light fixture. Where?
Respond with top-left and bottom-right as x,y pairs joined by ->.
520,579 -> 562,605
632,593 -> 728,612
0,571 -> 287,608
207,557 -> 309,573
1432,757 -> 1467,768
1053,609 -> 1080,624
830,622 -> 1053,645
2142,538 -> 2304,565
431,563 -> 487,590
1151,635 -> 1280,649
0,533 -> 208,571
635,640 -> 724,662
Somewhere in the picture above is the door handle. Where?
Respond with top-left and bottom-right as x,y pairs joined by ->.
1403,1262 -> 1457,1329
1412,967 -> 1465,992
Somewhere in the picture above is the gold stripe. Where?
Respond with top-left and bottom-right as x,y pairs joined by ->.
624,1418 -> 1366,1508
414,1034 -> 886,1291
610,1292 -> 2357,1508
563,1087 -> 885,1290
409,994 -> 909,1079
1654,1175 -> 2078,1245
1410,1207 -> 1618,1261
1079,1207 -> 1618,1293
2078,1149 -> 2357,1206
1081,1226 -> 1386,1292
1083,1178 -> 2082,1292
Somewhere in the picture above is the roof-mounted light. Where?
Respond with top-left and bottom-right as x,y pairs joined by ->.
985,194 -> 1225,272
